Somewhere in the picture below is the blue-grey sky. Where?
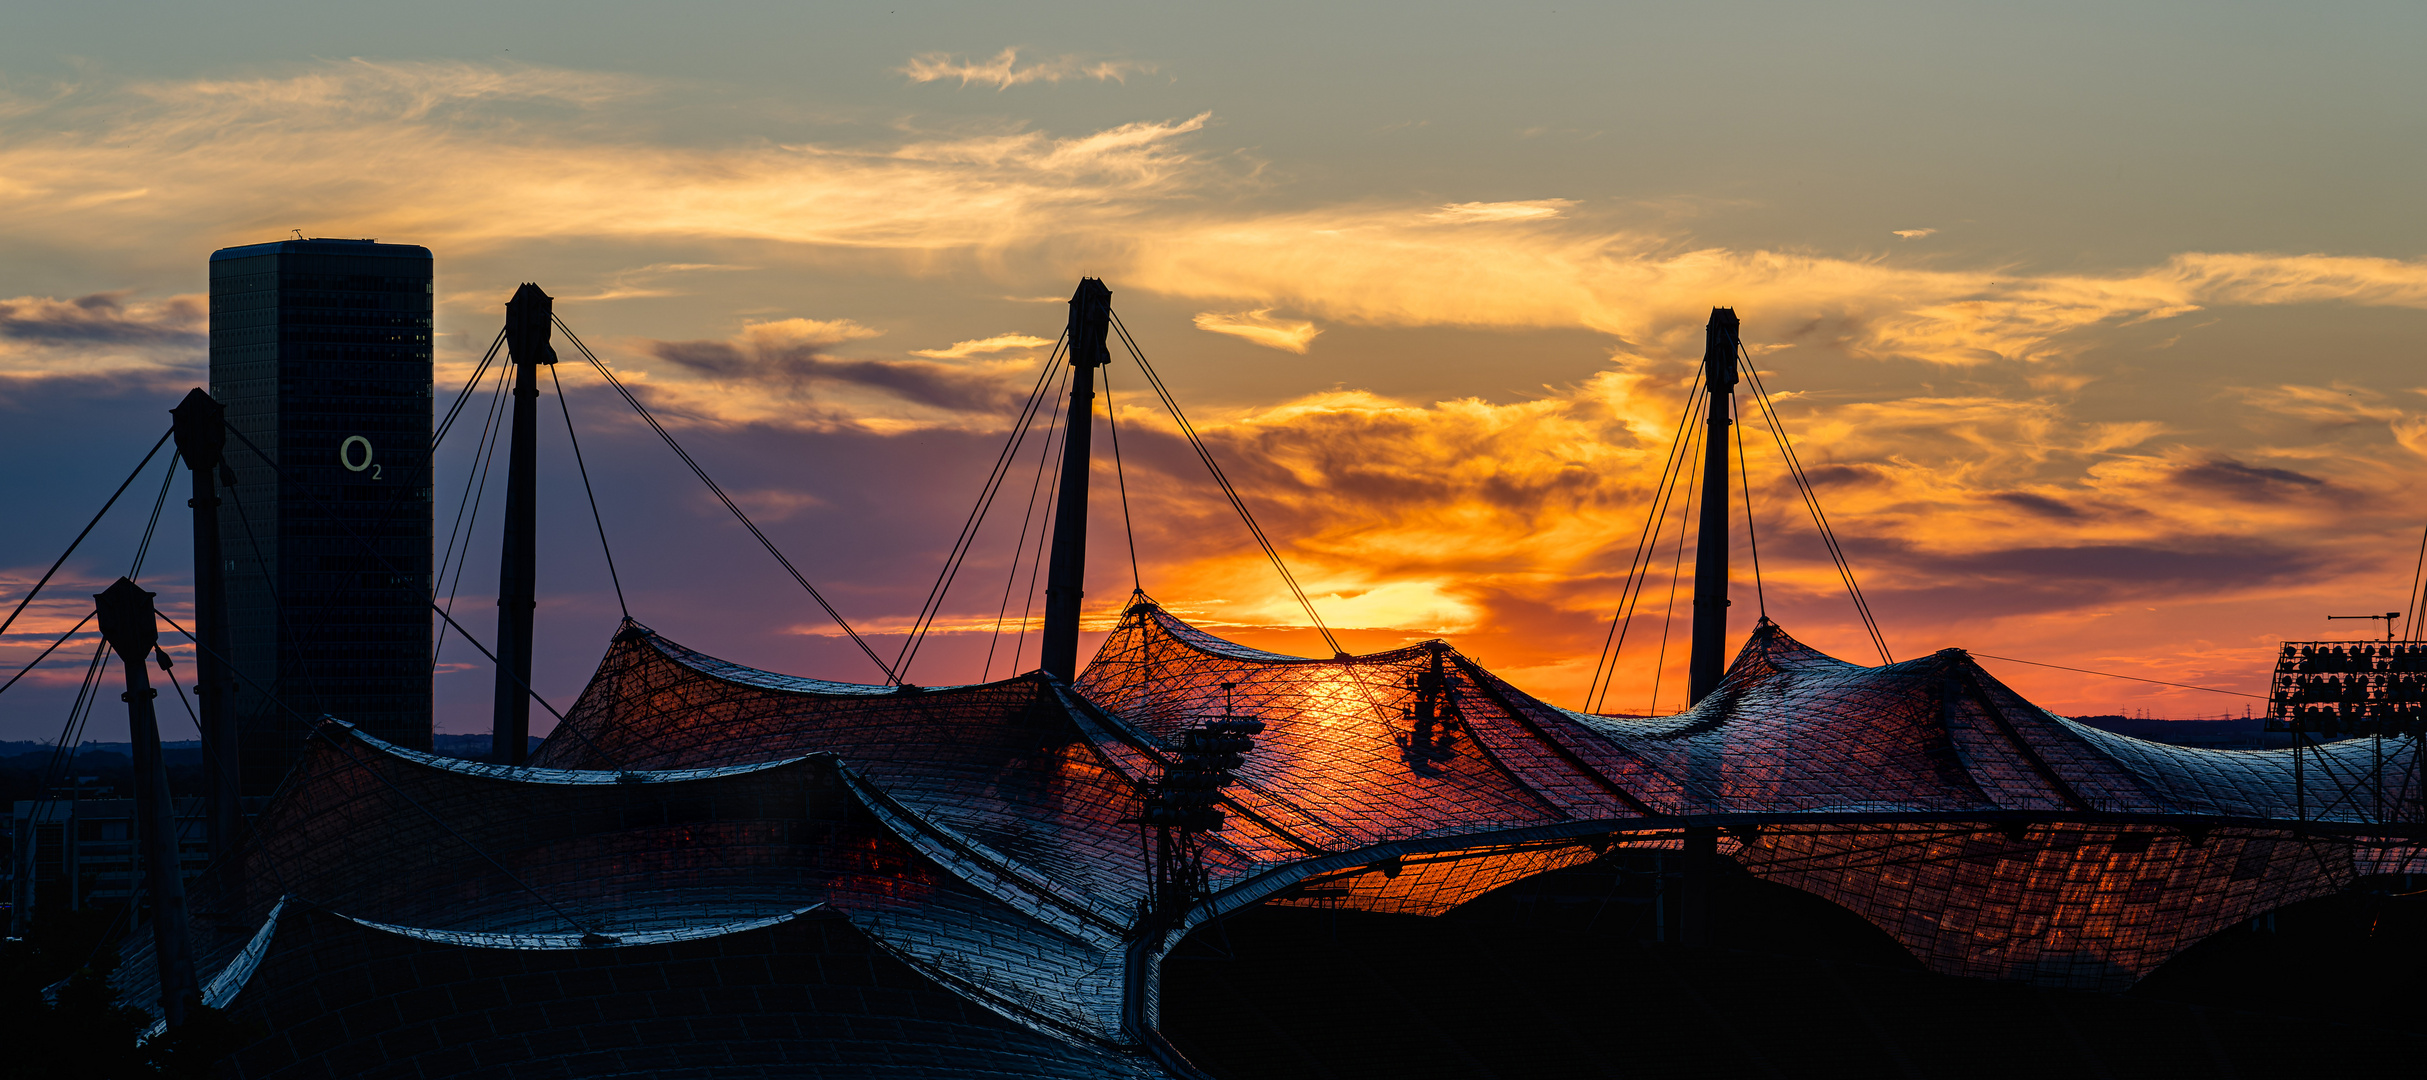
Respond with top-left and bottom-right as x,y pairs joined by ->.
6,1 -> 2427,741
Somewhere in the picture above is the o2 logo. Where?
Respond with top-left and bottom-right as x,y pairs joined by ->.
341,435 -> 381,480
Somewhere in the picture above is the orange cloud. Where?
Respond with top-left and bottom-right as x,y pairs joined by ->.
1038,354 -> 2427,714
0,61 -> 1219,265
9,61 -> 2427,377
9,60 -> 2427,720
1191,309 -> 1322,353
909,333 -> 1055,360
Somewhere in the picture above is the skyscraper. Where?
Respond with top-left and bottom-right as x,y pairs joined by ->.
208,239 -> 434,794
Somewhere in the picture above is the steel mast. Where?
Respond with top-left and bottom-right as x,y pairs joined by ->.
1040,278 -> 1114,681
1688,308 -> 1741,705
491,284 -> 554,764
96,578 -> 200,1025
1681,307 -> 1741,949
170,389 -> 241,872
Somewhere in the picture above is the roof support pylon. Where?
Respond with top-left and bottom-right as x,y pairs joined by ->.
1688,309 -> 1741,705
491,284 -> 555,765
1040,279 -> 1113,681
96,578 -> 200,1026
170,388 -> 241,892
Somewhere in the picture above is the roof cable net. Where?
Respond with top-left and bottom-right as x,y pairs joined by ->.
120,607 -> 2421,1076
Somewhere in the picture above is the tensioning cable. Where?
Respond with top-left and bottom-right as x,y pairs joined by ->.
1010,374 -> 1073,677
433,352 -> 513,661
1969,653 -> 2267,699
30,636 -> 109,823
434,327 -> 510,449
1109,312 -> 1345,658
550,363 -> 629,620
218,425 -> 575,728
0,427 -> 172,642
0,610 -> 94,701
1585,378 -> 1707,713
1646,399 -> 1707,718
161,603 -> 623,771
126,449 -> 180,579
27,471 -> 182,839
892,331 -> 1070,682
1741,344 -> 1892,664
1735,392 -> 1766,619
1103,363 -> 1142,593
2403,520 -> 2427,643
350,324 -> 511,547
984,363 -> 1072,681
551,315 -> 897,683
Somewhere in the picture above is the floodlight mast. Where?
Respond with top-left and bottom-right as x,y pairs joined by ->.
1040,278 -> 1114,681
1688,308 -> 1741,706
170,388 -> 241,875
95,578 -> 200,1026
2326,612 -> 2403,640
1678,308 -> 1741,950
491,284 -> 555,765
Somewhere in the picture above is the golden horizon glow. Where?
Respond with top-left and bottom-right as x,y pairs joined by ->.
3,42 -> 2424,733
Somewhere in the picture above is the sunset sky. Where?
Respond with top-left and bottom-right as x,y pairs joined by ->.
6,2 -> 2427,741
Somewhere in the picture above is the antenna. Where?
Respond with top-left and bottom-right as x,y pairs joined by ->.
2326,612 -> 2402,640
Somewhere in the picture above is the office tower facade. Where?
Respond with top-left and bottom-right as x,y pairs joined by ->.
209,239 -> 434,793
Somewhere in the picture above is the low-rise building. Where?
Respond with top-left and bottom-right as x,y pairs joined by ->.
9,795 -> 211,935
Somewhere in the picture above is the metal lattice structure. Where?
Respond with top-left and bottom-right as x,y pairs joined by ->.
2269,640 -> 2427,736
1078,604 -> 2420,991
79,284 -> 2420,1075
120,605 -> 2424,1077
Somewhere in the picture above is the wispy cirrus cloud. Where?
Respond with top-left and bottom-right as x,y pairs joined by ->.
899,48 -> 1158,90
0,61 -> 1219,262
11,60 -> 2427,720
1428,199 -> 1577,223
9,61 -> 2427,375
1192,309 -> 1322,353
147,57 -> 651,119
559,262 -> 753,302
1133,212 -> 2427,366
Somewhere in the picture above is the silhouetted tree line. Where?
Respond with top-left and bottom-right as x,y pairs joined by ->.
0,743 -> 209,805
2,906 -> 258,1077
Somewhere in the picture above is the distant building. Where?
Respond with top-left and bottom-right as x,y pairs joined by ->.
209,239 -> 435,794
2067,714 -> 2298,750
9,797 -> 209,934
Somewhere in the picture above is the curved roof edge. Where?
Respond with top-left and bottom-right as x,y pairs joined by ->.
143,896 -> 291,1036
320,718 -> 820,784
340,905 -> 830,950
629,618 -> 1037,696
1121,603 -> 1433,667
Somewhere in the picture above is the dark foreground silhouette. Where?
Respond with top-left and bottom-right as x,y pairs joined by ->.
1163,857 -> 2425,1079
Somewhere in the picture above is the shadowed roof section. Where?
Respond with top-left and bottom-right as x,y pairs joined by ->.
130,608 -> 2422,1078
123,716 -> 1160,1067
205,904 -> 1157,1080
